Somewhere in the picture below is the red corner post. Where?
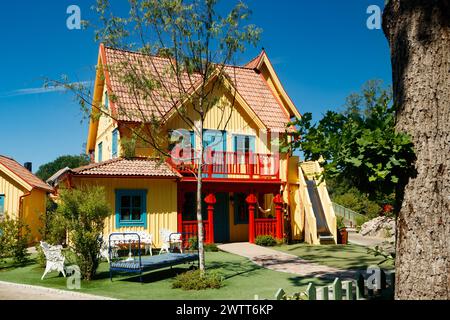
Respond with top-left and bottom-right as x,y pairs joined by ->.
273,194 -> 284,240
246,194 -> 258,243
204,194 -> 216,244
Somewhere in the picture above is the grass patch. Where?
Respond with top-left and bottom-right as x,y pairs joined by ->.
0,252 -> 326,300
275,243 -> 394,271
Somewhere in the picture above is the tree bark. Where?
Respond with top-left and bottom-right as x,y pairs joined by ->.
383,0 -> 450,300
196,119 -> 206,273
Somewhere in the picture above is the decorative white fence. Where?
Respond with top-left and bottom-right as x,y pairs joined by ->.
256,270 -> 395,300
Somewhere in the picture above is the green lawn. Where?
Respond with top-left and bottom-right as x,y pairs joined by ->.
274,243 -> 394,271
0,252 -> 326,300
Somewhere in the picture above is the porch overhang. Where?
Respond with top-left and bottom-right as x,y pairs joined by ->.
178,178 -> 282,194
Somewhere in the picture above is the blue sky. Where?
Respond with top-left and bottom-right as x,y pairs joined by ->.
0,0 -> 390,171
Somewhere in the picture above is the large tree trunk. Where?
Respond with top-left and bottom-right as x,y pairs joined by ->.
383,0 -> 450,300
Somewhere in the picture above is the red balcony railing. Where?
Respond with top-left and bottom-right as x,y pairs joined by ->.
168,150 -> 280,180
255,218 -> 277,238
181,220 -> 211,246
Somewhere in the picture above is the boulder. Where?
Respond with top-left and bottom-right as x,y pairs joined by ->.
360,216 -> 396,241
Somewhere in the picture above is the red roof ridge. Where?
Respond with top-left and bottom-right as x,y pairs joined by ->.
245,49 -> 265,69
72,157 -> 123,173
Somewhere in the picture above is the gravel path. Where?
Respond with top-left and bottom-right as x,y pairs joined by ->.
218,243 -> 356,280
0,281 -> 115,300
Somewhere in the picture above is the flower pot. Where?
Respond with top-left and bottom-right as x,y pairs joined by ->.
338,228 -> 348,245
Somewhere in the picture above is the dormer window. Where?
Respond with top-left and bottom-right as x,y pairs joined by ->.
104,92 -> 109,110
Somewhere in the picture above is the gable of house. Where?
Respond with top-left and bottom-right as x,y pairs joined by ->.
86,45 -> 301,159
0,155 -> 53,243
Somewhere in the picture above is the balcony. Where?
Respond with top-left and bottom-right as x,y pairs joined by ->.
168,150 -> 280,181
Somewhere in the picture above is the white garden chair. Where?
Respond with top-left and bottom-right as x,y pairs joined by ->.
106,231 -> 154,262
40,241 -> 66,280
135,231 -> 154,256
159,229 -> 183,255
99,240 -> 119,263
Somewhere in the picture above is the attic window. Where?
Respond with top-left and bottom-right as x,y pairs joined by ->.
104,92 -> 109,110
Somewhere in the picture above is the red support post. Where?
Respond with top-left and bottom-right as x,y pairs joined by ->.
204,193 -> 216,244
273,194 -> 284,240
246,194 -> 258,243
177,188 -> 184,233
177,212 -> 183,233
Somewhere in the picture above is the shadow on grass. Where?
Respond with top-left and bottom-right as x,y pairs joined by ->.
0,259 -> 36,272
207,261 -> 261,280
102,266 -> 194,284
104,259 -> 263,284
277,244 -> 394,270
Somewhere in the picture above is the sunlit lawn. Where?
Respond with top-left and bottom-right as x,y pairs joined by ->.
0,251 -> 326,300
275,243 -> 394,271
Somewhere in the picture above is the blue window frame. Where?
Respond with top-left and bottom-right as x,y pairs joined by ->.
112,129 -> 118,158
115,190 -> 147,228
98,142 -> 103,162
233,135 -> 255,164
233,135 -> 256,154
234,193 -> 249,224
0,194 -> 5,215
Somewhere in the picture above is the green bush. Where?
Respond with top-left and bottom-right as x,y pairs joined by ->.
57,186 -> 110,280
255,235 -> 277,247
187,237 -> 218,252
38,197 -> 67,246
35,244 -> 46,268
0,216 -> 30,264
172,270 -> 223,290
336,216 -> 346,230
355,215 -> 369,232
204,243 -> 219,252
333,187 -> 382,219
188,236 -> 198,250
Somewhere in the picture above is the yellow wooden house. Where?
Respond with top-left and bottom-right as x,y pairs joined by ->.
0,155 -> 54,243
63,44 -> 337,247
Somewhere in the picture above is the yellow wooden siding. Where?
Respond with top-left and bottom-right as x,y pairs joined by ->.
288,184 -> 304,241
95,87 -> 118,162
166,88 -> 271,155
0,171 -> 46,243
22,189 -> 46,243
72,177 -> 178,247
92,83 -> 290,182
0,171 -> 24,217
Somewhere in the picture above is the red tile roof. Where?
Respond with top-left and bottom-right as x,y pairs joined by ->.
244,50 -> 264,69
102,47 -> 291,132
0,155 -> 53,192
224,66 -> 290,131
71,158 -> 181,178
